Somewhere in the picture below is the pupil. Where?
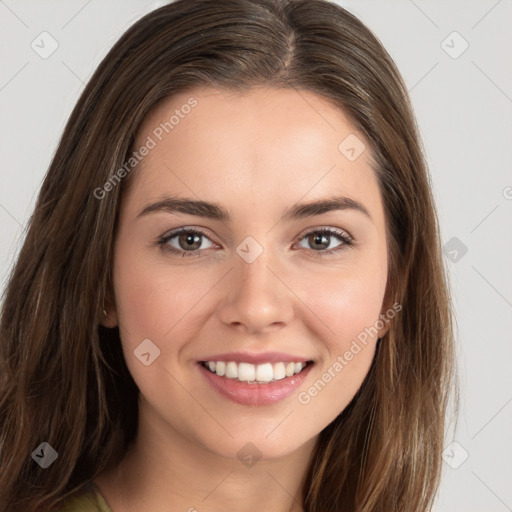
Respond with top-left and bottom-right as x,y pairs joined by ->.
180,233 -> 200,250
311,233 -> 328,250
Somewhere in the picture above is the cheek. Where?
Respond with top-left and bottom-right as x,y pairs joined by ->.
111,246 -> 208,403
304,261 -> 387,347
296,249 -> 387,394
111,242 -> 181,343
113,257 -> 167,338
112,244 -> 218,343
293,269 -> 385,422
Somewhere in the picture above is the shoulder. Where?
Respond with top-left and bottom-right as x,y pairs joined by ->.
55,481 -> 113,512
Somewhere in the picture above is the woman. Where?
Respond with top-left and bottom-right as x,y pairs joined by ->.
0,0 -> 457,511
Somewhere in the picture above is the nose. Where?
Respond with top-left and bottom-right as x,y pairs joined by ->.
216,250 -> 294,335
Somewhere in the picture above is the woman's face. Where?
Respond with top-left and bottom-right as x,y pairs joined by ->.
107,86 -> 389,460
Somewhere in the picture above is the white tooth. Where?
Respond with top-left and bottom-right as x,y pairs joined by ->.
225,361 -> 238,379
273,362 -> 286,380
238,362 -> 256,382
215,361 -> 226,376
211,360 -> 306,381
256,363 -> 274,383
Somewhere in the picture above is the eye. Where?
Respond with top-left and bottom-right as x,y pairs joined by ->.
295,227 -> 354,256
158,227 -> 215,258
157,226 -> 354,258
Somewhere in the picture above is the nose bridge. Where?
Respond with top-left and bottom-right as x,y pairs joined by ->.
238,246 -> 275,295
217,241 -> 293,332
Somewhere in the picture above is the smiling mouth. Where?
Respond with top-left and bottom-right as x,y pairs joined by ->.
199,360 -> 314,384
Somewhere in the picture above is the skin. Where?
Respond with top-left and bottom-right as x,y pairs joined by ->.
95,86 -> 390,512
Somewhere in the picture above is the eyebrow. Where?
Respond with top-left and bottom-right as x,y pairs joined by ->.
137,194 -> 372,223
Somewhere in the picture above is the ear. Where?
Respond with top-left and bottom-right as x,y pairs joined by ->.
98,295 -> 118,328
377,291 -> 399,339
377,315 -> 391,339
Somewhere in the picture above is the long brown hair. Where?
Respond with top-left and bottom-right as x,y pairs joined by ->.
0,0 -> 457,510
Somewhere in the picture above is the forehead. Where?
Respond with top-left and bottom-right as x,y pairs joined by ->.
128,86 -> 380,217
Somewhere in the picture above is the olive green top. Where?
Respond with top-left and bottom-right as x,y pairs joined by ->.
56,481 -> 113,512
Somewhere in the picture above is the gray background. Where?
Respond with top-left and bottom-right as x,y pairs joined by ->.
1,1 -> 511,510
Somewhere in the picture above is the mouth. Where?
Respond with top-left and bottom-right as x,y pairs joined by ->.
197,359 -> 315,406
199,359 -> 314,384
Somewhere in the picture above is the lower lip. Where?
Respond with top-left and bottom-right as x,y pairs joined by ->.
198,362 -> 314,406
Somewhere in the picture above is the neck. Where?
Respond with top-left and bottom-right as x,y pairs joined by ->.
96,398 -> 317,512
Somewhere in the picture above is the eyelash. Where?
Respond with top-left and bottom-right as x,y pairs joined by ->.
157,226 -> 354,258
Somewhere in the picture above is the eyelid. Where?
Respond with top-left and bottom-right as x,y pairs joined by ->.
293,226 -> 354,256
157,226 -> 217,254
294,225 -> 354,244
157,225 -> 355,257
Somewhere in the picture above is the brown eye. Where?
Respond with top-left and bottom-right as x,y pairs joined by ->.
308,232 -> 330,251
177,232 -> 203,251
158,228 -> 214,257
297,228 -> 353,255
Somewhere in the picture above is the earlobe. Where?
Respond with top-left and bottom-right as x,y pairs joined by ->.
99,307 -> 118,328
377,324 -> 390,339
99,298 -> 118,328
378,289 -> 398,339
376,306 -> 392,339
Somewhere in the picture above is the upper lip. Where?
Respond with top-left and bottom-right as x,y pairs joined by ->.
198,351 -> 314,365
